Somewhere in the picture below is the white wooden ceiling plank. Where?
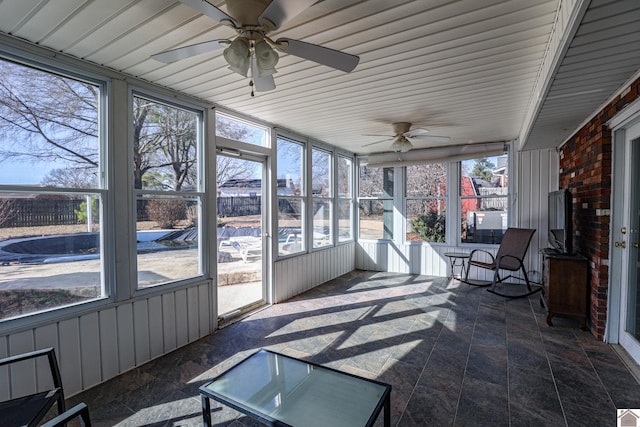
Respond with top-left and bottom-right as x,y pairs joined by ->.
218,54 -> 543,116
0,0 -> 45,33
65,0 -> 177,59
12,0 -> 87,43
237,71 -> 539,127
41,0 -> 137,50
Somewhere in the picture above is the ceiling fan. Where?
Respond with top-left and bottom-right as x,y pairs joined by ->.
363,122 -> 451,153
151,0 -> 360,95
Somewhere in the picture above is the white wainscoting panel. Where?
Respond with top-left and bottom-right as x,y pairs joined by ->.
273,243 -> 356,303
0,281 -> 214,398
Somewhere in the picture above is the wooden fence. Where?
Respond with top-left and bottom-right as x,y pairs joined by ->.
1,198 -> 84,227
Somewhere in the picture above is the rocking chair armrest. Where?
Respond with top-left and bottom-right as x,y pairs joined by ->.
468,249 -> 495,264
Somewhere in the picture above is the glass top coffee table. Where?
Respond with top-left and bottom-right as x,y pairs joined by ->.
199,349 -> 392,427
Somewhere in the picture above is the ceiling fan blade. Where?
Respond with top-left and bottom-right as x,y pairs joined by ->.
259,0 -> 317,30
410,135 -> 451,143
251,60 -> 276,92
179,0 -> 238,27
362,133 -> 394,137
151,40 -> 227,63
275,38 -> 359,73
405,128 -> 430,137
362,138 -> 392,147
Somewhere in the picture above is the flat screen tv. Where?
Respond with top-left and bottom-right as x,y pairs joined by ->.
547,189 -> 573,254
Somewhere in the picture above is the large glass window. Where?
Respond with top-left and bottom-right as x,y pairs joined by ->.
460,155 -> 508,244
0,58 -> 105,320
311,147 -> 332,248
358,163 -> 393,240
133,94 -> 203,288
216,112 -> 269,147
277,137 -> 305,255
406,164 -> 446,243
337,156 -> 354,242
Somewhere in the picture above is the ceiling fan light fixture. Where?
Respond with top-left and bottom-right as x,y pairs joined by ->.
254,39 -> 279,76
223,37 -> 250,77
391,136 -> 413,152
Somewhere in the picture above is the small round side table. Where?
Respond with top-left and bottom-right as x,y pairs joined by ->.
444,252 -> 470,280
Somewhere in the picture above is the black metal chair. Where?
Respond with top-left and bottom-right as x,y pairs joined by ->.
0,347 -> 65,427
462,228 -> 542,298
42,402 -> 91,427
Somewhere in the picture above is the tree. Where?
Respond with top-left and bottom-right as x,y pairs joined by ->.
470,157 -> 495,182
0,60 -> 99,174
0,58 -> 204,191
133,97 -> 198,191
40,167 -> 97,188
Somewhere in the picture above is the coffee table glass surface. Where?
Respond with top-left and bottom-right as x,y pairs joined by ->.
200,349 -> 391,427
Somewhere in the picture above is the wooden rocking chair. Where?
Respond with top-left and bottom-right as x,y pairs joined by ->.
462,228 -> 542,298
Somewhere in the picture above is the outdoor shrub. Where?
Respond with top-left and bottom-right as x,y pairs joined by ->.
146,199 -> 187,229
411,210 -> 446,242
75,198 -> 99,224
186,204 -> 198,227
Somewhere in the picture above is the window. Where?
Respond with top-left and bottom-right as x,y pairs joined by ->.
460,155 -> 509,244
216,112 -> 269,147
311,147 -> 332,248
277,137 -> 305,255
0,58 -> 105,320
132,94 -> 203,288
405,164 -> 446,243
358,163 -> 393,240
337,156 -> 354,242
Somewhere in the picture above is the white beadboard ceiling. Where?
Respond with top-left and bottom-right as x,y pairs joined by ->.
0,0 -> 638,154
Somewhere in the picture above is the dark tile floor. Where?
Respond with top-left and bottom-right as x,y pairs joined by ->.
68,270 -> 640,426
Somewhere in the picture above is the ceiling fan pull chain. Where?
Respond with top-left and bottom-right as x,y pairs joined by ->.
250,79 -> 255,97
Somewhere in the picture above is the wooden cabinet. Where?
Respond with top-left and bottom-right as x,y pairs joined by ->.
541,253 -> 588,330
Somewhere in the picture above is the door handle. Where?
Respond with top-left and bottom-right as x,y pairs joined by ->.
615,241 -> 627,248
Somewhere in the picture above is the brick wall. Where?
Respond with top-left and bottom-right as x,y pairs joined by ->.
559,75 -> 640,339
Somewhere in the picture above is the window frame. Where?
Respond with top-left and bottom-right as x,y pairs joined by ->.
310,145 -> 334,250
0,53 -> 112,325
459,152 -> 510,246
404,163 -> 448,244
336,153 -> 355,244
356,160 -> 395,241
130,90 -> 206,291
276,133 -> 307,258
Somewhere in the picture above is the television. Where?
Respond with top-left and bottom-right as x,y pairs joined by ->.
547,189 -> 573,254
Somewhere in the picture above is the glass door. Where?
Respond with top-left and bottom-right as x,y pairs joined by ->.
216,155 -> 266,319
619,122 -> 640,360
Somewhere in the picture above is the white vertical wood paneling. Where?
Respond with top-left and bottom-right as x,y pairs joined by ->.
187,286 -> 200,343
0,282 -> 216,399
99,308 -> 119,381
8,331 -> 35,398
79,313 -> 101,390
133,300 -> 150,366
273,243 -> 355,303
34,323 -> 58,392
116,304 -> 135,373
198,284 -> 211,337
175,289 -> 189,348
58,318 -> 82,394
147,296 -> 164,359
162,293 -> 177,353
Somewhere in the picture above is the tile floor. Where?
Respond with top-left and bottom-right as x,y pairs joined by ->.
68,270 -> 640,426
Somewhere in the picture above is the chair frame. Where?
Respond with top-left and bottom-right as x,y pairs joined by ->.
41,402 -> 91,427
462,228 -> 542,298
0,347 -> 66,427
